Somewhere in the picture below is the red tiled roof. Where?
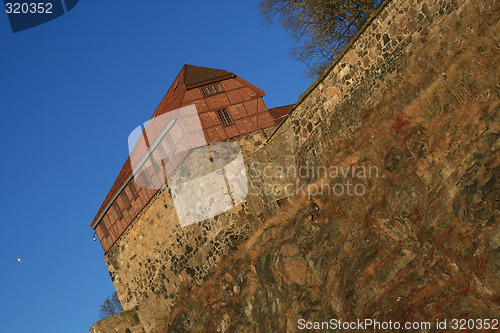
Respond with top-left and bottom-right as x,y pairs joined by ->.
91,158 -> 132,228
183,65 -> 234,87
91,67 -> 188,229
268,104 -> 294,125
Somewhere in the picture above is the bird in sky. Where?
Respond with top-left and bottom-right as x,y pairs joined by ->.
16,258 -> 22,263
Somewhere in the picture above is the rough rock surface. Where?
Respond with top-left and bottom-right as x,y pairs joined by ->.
163,0 -> 500,331
91,0 -> 499,331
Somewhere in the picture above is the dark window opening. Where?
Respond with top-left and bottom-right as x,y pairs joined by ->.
129,182 -> 139,198
151,157 -> 160,173
100,222 -> 109,238
139,170 -> 151,187
165,134 -> 175,152
121,191 -> 131,209
157,145 -> 167,159
201,84 -> 222,95
113,202 -> 123,219
217,109 -> 232,126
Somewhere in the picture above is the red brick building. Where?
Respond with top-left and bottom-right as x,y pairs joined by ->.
91,65 -> 292,252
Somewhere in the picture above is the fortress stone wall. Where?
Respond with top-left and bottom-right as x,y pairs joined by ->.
91,0 -> 499,331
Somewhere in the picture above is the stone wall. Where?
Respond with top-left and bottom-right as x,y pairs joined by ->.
163,0 -> 499,329
92,0 -> 499,331
100,128 -> 278,332
90,309 -> 144,333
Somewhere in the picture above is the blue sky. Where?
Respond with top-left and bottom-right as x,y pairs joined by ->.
0,1 -> 312,332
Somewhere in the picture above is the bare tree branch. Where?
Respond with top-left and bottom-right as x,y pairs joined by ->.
99,291 -> 123,320
259,0 -> 382,77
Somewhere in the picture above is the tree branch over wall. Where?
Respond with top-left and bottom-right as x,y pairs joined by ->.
259,0 -> 382,76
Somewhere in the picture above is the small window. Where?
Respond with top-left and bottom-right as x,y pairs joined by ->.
100,222 -> 109,238
201,84 -> 222,95
139,170 -> 151,187
157,144 -> 167,159
165,134 -> 175,152
113,202 -> 123,219
129,182 -> 139,199
121,191 -> 131,209
150,157 -> 161,173
217,109 -> 233,126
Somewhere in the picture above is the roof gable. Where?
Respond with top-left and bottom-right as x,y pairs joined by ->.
183,64 -> 234,87
91,65 -> 270,230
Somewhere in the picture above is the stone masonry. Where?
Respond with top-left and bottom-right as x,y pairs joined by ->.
91,0 -> 499,331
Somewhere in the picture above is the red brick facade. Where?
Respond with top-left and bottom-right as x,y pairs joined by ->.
91,65 -> 287,253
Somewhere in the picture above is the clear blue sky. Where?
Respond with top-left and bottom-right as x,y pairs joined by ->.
0,1 -> 312,332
